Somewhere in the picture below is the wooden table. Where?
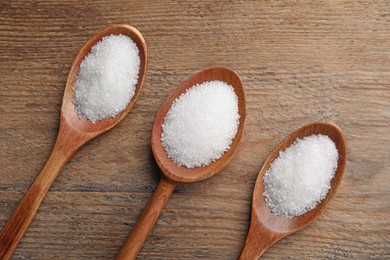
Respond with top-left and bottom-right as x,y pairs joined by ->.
1,1 -> 389,259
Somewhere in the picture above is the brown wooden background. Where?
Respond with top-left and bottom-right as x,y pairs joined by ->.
1,0 -> 389,259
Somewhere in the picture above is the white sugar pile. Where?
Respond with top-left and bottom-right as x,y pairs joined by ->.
73,34 -> 140,122
161,80 -> 240,168
263,134 -> 338,218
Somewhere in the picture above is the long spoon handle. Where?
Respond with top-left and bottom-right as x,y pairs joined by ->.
117,176 -> 177,260
0,126 -> 86,259
239,217 -> 286,260
0,145 -> 68,259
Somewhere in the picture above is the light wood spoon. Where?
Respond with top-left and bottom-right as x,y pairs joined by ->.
0,24 -> 147,259
239,122 -> 347,259
117,67 -> 246,260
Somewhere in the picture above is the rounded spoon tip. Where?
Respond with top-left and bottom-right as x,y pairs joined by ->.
61,24 -> 147,135
151,67 -> 246,183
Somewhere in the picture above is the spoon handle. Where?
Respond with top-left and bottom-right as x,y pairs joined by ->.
239,217 -> 287,260
117,176 -> 177,260
0,127 -> 84,259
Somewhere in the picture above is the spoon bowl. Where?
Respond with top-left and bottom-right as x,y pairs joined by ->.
152,67 -> 246,183
239,122 -> 347,259
118,67 -> 246,259
0,24 -> 147,260
62,24 -> 147,134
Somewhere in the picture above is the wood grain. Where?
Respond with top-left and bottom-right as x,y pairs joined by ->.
0,0 -> 389,259
117,176 -> 177,260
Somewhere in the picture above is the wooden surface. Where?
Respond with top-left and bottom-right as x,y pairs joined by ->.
0,0 -> 389,259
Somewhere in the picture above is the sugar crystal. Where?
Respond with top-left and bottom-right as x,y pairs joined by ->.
263,134 -> 338,218
161,80 -> 240,168
73,34 -> 140,122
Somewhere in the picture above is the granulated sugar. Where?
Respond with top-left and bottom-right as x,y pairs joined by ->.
161,80 -> 240,168
73,34 -> 140,122
263,134 -> 338,218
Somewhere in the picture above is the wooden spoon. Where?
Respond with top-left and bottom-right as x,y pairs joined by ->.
239,122 -> 347,259
117,67 -> 246,260
0,24 -> 147,259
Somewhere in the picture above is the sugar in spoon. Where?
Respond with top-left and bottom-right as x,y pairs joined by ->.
239,122 -> 347,259
117,67 -> 246,259
0,24 -> 147,259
